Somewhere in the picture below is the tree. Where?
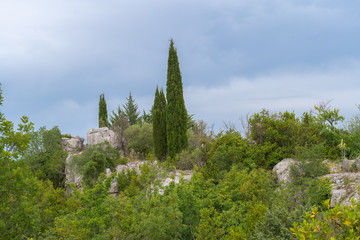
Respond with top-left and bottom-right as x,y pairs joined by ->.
21,126 -> 67,188
110,106 -> 129,152
153,87 -> 167,160
99,93 -> 109,128
166,39 -> 188,158
314,100 -> 344,129
123,92 -> 140,125
125,122 -> 153,159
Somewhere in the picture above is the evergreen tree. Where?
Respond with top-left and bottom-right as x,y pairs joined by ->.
98,93 -> 109,128
153,87 -> 167,160
166,39 -> 188,158
123,92 -> 140,125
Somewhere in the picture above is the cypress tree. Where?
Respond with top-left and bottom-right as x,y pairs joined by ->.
166,39 -> 188,158
123,92 -> 140,125
98,93 -> 109,128
153,86 -> 167,160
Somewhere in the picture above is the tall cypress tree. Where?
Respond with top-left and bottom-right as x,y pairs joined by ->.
166,39 -> 188,158
98,93 -> 109,128
153,86 -> 167,160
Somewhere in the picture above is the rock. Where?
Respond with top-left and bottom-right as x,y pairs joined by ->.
342,158 -> 350,172
115,161 -> 147,174
330,189 -> 347,207
87,127 -> 120,149
65,153 -> 82,194
273,158 -> 297,184
61,136 -> 84,153
105,168 -> 112,178
321,172 -> 360,207
158,170 -> 193,195
356,158 -> 360,171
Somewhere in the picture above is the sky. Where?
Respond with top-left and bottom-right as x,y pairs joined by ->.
1,0 -> 360,138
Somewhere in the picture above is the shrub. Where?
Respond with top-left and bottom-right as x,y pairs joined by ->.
125,122 -> 153,159
70,142 -> 120,187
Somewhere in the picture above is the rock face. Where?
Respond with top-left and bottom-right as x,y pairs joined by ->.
106,161 -> 193,196
158,170 -> 193,195
65,153 -> 82,194
356,158 -> 360,171
87,127 -> 120,149
61,136 -> 84,153
321,172 -> 360,207
342,158 -> 350,172
109,161 -> 147,195
273,158 -> 297,184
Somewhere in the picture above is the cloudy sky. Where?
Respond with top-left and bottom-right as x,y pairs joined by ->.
1,0 -> 360,137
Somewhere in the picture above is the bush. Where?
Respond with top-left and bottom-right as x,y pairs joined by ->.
125,122 -> 153,159
70,142 -> 120,187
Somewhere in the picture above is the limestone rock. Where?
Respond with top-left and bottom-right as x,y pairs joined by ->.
87,127 -> 120,149
105,168 -> 112,178
356,158 -> 360,171
61,136 -> 84,153
158,170 -> 193,195
342,158 -> 350,172
322,172 -> 360,207
65,153 -> 82,194
273,158 -> 297,184
115,161 -> 147,174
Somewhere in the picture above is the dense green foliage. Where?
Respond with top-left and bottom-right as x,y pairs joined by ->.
70,142 -> 120,187
125,122 -> 153,159
4,38 -> 360,239
153,87 -> 167,160
98,93 -> 110,128
166,39 -> 188,158
21,126 -> 67,188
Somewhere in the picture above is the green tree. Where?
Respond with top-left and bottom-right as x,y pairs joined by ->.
123,92 -> 140,125
125,122 -> 153,159
153,87 -> 167,160
70,142 -> 120,188
110,106 -> 129,151
99,93 -> 109,128
21,126 -> 67,188
166,39 -> 188,158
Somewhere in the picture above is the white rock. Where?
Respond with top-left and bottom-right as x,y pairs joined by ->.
65,153 -> 82,194
87,127 -> 120,149
273,158 -> 297,184
61,136 -> 84,153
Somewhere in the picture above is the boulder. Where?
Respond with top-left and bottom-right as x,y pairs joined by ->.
61,136 -> 84,153
87,127 -> 120,149
273,158 -> 297,184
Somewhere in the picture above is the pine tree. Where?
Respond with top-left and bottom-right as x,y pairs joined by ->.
123,92 -> 140,125
153,86 -> 167,160
166,39 -> 188,158
98,93 -> 109,128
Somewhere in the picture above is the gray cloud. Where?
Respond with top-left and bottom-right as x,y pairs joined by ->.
1,1 -> 360,136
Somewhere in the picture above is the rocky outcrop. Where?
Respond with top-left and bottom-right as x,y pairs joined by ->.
87,127 -> 120,149
65,153 -> 82,194
61,136 -> 84,153
158,170 -> 193,195
106,161 -> 193,196
321,172 -> 360,207
342,158 -> 350,172
273,158 -> 297,184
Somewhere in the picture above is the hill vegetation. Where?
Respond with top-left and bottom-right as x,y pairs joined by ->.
2,41 -> 360,239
